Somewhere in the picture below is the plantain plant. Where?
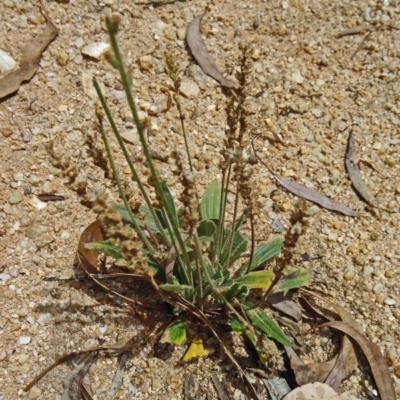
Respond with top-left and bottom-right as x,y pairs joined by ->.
84,15 -> 311,369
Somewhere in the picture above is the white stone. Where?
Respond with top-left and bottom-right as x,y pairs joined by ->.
28,196 -> 47,211
120,129 -> 139,145
291,70 -> 304,84
179,80 -> 200,98
81,42 -> 110,60
0,49 -> 17,74
18,336 -> 31,345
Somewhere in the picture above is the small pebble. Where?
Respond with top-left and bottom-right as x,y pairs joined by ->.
384,298 -> 396,306
343,266 -> 355,281
354,255 -> 365,266
121,129 -> 140,145
81,42 -> 110,60
45,259 -> 57,268
0,273 -> 11,282
27,386 -> 42,399
271,219 -> 285,232
38,313 -> 52,326
2,127 -> 13,137
18,336 -> 31,345
291,70 -> 304,84
55,51 -> 69,66
18,353 -> 29,364
0,49 -> 17,74
179,80 -> 200,98
373,283 -> 384,294
138,55 -> 153,71
7,191 -> 23,204
187,65 -> 207,89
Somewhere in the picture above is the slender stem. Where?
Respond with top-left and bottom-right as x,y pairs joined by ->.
106,18 -> 192,281
96,122 -> 155,253
93,79 -> 167,241
213,163 -> 232,267
245,217 -> 255,275
225,185 -> 240,268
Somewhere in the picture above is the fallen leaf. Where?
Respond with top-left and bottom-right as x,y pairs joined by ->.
282,382 -> 358,400
346,132 -> 394,212
77,220 -> 104,274
273,175 -> 359,217
210,372 -> 230,400
267,292 -> 302,322
324,341 -> 344,392
319,321 -> 396,400
0,2 -> 58,99
62,352 -> 96,400
187,15 -> 239,89
37,194 -> 65,202
164,233 -> 189,283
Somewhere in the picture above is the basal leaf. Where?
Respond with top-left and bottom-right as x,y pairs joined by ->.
159,283 -> 193,294
161,180 -> 180,228
139,205 -> 163,232
237,238 -> 283,276
229,316 -> 246,334
220,230 -> 247,268
162,320 -> 186,345
113,203 -> 143,226
234,270 -> 275,289
84,238 -> 124,260
246,331 -> 278,364
246,308 -> 292,346
223,282 -> 249,301
198,219 -> 216,238
200,179 -> 221,220
280,267 -> 310,295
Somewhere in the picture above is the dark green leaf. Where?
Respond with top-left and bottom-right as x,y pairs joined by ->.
220,230 -> 247,268
84,239 -> 124,260
160,180 -> 180,228
200,179 -> 221,220
159,283 -> 194,293
246,308 -> 291,346
238,238 -> 283,276
198,219 -> 216,238
229,316 -> 246,334
113,203 -> 143,226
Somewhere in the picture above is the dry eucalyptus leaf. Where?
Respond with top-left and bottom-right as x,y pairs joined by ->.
0,3 -> 58,99
346,132 -> 394,212
282,382 -> 358,400
62,353 -> 96,400
77,220 -> 104,274
319,321 -> 396,400
187,14 -> 239,89
273,175 -> 359,217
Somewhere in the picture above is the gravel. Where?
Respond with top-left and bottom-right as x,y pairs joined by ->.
0,0 -> 399,399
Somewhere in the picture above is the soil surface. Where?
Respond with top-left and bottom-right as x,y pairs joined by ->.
0,0 -> 399,399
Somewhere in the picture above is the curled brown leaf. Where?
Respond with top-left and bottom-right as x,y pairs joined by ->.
346,132 -> 394,213
273,175 -> 360,217
0,3 -> 58,99
187,15 -> 239,89
319,321 -> 396,400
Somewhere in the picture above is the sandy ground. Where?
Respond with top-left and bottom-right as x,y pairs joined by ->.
0,0 -> 400,399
